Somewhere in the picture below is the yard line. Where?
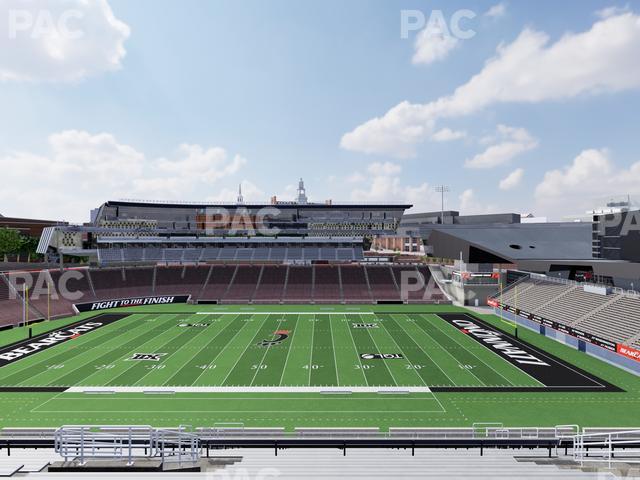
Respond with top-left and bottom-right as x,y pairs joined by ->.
72,314 -> 191,386
132,315 -> 226,386
376,317 -> 428,387
188,315 -> 255,386
344,314 -> 369,387
426,314 -> 516,386
307,314 -> 316,386
462,313 -> 598,388
249,318 -> 285,386
277,314 -> 299,386
2,314 -> 146,385
428,392 -> 447,414
219,314 -> 274,386
330,314 -> 367,386
159,314 -> 237,386
328,314 -> 340,386
390,314 -> 458,386
20,314 -> 177,387
365,318 -> 402,388
392,313 -> 486,387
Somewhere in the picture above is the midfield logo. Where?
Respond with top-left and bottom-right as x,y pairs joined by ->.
360,353 -> 404,360
129,353 -> 166,361
178,323 -> 210,328
258,330 -> 291,347
352,323 -> 378,329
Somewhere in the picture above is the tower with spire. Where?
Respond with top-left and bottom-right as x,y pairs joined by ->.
296,178 -> 308,204
237,183 -> 244,204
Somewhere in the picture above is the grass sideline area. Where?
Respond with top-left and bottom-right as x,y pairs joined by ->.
0,304 -> 639,429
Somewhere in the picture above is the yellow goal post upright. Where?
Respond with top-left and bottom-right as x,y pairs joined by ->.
24,285 -> 29,330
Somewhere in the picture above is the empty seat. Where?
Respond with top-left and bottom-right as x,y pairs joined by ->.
218,248 -> 237,260
337,248 -> 354,261
313,266 -> 341,303
122,248 -> 144,262
253,266 -> 286,303
340,266 -> 372,303
287,248 -> 303,261
224,266 -> 261,302
303,247 -> 320,261
200,266 -> 236,300
144,248 -> 164,261
235,249 -> 254,261
367,266 -> 400,301
182,249 -> 203,262
283,266 -> 313,302
269,247 -> 286,260
164,249 -> 183,262
201,247 -> 220,260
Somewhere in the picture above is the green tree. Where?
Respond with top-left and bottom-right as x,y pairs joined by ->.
0,228 -> 23,257
19,235 -> 41,260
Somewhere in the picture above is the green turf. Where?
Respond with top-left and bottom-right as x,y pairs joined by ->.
0,311 -> 541,388
0,304 -> 639,429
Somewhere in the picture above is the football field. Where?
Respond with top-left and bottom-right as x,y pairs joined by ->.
0,311 -> 587,389
0,305 -> 638,429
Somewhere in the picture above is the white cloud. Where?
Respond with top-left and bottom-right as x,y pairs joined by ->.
431,128 -> 467,142
206,180 -> 264,204
346,172 -> 366,184
275,183 -> 298,202
485,3 -> 507,18
458,188 -> 497,214
412,22 -> 459,65
349,162 -> 440,212
596,5 -> 631,19
534,148 -> 640,217
0,131 -> 248,221
156,144 -> 246,183
0,0 -> 130,82
367,161 -> 402,177
499,168 -> 524,190
459,189 -> 476,211
465,125 -> 537,169
341,12 -> 640,157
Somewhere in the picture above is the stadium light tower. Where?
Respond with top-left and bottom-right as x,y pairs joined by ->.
434,185 -> 450,224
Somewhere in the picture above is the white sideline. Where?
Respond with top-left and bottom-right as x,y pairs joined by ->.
65,386 -> 431,394
195,312 -> 376,315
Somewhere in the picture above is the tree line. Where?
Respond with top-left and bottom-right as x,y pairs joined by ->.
0,228 -> 41,260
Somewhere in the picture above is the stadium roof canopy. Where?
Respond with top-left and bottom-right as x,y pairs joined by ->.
426,223 -> 593,264
105,200 -> 413,209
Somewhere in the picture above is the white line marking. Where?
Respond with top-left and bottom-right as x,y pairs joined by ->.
65,386 -> 432,393
196,312 -> 375,315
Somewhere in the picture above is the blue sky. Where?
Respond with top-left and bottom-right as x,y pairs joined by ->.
1,0 -> 639,222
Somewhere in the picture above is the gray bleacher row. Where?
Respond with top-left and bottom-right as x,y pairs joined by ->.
498,278 -> 640,348
98,246 -> 363,264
